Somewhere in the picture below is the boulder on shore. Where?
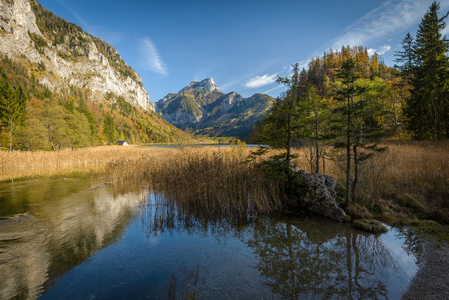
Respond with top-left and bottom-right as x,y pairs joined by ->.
290,164 -> 346,222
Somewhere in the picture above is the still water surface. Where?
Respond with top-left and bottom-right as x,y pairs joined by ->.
0,176 -> 419,299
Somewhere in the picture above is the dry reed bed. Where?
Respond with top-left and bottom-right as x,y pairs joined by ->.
1,142 -> 448,221
376,141 -> 449,222
0,146 -> 155,181
108,147 -> 287,215
107,142 -> 449,220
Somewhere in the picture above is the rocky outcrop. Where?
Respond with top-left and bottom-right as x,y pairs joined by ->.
291,166 -> 346,222
0,0 -> 153,111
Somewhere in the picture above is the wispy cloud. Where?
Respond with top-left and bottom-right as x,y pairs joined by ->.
331,0 -> 449,50
138,37 -> 169,76
244,74 -> 278,88
263,85 -> 285,95
367,45 -> 392,56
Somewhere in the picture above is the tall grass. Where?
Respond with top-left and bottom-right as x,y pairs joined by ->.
107,142 -> 449,222
375,141 -> 449,223
107,146 -> 287,215
0,146 -> 152,181
2,141 -> 448,223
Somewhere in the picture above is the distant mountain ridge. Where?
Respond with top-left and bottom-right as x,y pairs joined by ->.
156,78 -> 275,137
0,0 -> 153,111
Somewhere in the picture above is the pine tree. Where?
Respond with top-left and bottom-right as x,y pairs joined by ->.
0,76 -> 28,151
403,2 -> 449,139
334,59 -> 386,205
335,59 -> 358,207
103,113 -> 116,145
395,33 -> 415,77
259,63 -> 304,163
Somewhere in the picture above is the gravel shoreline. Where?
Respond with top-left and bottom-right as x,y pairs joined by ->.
402,240 -> 449,299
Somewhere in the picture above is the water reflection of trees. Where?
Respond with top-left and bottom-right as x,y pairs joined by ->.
140,193 -> 252,241
141,194 -> 404,299
248,217 -> 397,299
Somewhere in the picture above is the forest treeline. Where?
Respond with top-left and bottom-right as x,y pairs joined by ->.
252,2 -> 449,144
0,57 -> 188,151
250,2 -> 449,206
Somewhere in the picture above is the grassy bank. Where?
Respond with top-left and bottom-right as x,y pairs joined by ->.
1,142 -> 448,230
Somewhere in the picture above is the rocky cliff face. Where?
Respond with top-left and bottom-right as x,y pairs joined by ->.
0,0 -> 154,111
156,78 -> 275,137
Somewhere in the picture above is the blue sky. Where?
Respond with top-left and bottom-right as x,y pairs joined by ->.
37,0 -> 449,102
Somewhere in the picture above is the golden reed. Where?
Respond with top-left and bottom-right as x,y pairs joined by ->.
1,141 -> 448,220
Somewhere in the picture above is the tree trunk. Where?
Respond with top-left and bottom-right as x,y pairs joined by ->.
352,145 -> 358,204
286,108 -> 292,163
9,126 -> 12,152
315,112 -> 319,173
8,119 -> 14,152
346,94 -> 352,207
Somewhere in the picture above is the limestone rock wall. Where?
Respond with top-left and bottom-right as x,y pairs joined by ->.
0,0 -> 154,111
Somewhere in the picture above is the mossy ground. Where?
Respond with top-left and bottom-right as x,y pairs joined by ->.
352,219 -> 388,233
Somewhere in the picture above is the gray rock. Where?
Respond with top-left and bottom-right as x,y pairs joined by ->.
293,166 -> 346,222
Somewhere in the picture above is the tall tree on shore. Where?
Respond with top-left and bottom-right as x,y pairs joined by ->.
395,33 -> 415,77
397,2 -> 449,139
259,63 -> 304,163
335,59 -> 358,207
334,59 -> 386,206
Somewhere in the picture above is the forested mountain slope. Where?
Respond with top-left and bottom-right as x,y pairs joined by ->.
0,0 -> 190,149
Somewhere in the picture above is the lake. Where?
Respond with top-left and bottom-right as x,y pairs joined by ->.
147,144 -> 265,149
0,175 -> 419,299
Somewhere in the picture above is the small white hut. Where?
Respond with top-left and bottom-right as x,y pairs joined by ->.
116,140 -> 129,146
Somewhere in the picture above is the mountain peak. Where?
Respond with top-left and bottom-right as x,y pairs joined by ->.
156,77 -> 275,138
179,77 -> 219,93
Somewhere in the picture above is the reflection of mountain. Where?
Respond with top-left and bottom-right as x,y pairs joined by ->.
141,197 -> 417,299
0,178 -> 146,299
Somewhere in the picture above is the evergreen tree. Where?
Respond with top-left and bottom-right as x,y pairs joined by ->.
395,33 -> 415,77
335,59 -> 358,207
0,76 -> 28,151
399,2 -> 449,139
258,63 -> 304,163
334,59 -> 386,206
103,113 -> 116,145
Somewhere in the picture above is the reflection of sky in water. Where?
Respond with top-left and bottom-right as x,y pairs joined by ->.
379,227 -> 418,299
41,196 -> 420,299
382,228 -> 418,278
0,180 -> 421,300
40,219 -> 270,299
